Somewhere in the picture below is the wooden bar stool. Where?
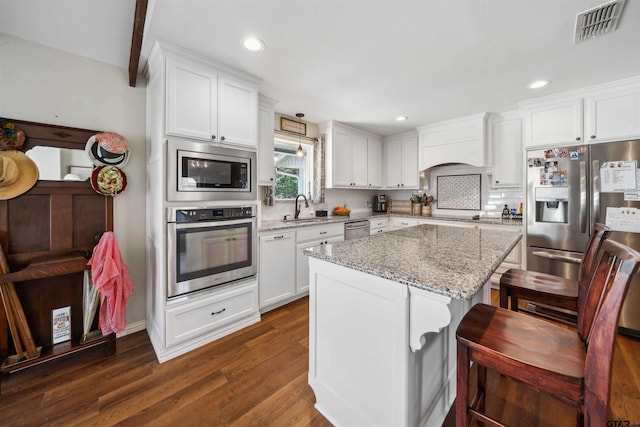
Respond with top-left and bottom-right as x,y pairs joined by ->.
499,223 -> 611,321
456,239 -> 640,427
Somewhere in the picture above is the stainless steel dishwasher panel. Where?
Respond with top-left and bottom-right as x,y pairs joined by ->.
344,220 -> 370,240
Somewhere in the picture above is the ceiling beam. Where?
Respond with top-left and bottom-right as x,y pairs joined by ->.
128,0 -> 148,87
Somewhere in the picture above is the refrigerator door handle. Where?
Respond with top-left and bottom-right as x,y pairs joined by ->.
531,250 -> 582,264
579,160 -> 587,234
592,160 -> 600,225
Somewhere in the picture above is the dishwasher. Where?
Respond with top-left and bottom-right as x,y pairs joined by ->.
344,220 -> 370,240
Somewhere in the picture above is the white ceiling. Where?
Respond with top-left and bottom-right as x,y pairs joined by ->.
2,0 -> 639,136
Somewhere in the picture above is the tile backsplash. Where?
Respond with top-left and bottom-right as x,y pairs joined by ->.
422,164 -> 523,218
258,165 -> 524,222
436,174 -> 481,210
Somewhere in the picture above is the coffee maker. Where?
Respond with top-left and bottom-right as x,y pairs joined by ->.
373,194 -> 387,212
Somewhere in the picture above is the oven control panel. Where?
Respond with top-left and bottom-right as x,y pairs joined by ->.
169,206 -> 255,223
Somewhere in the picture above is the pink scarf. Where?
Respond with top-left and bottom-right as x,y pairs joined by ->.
88,232 -> 134,335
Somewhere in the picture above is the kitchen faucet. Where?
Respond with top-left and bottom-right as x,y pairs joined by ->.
294,194 -> 309,219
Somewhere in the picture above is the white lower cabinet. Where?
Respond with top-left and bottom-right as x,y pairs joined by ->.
296,223 -> 344,295
259,231 -> 296,310
370,217 -> 389,235
389,216 -> 419,230
165,280 -> 259,348
259,223 -> 344,312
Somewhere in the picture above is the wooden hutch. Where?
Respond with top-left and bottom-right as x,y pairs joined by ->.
0,118 -> 116,375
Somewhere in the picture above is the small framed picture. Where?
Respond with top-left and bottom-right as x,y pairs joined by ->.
52,306 -> 71,344
280,117 -> 306,135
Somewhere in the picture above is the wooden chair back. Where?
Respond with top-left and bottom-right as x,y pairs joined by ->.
581,239 -> 640,424
578,223 -> 611,282
576,223 -> 611,325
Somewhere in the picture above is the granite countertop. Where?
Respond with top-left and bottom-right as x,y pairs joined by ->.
303,223 -> 522,300
259,213 -> 522,232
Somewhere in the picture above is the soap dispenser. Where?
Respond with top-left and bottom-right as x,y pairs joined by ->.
501,204 -> 510,219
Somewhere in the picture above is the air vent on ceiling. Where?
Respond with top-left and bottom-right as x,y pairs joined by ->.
574,0 -> 626,43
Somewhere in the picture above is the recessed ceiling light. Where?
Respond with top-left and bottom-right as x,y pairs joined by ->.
528,80 -> 550,89
396,116 -> 408,121
243,37 -> 265,51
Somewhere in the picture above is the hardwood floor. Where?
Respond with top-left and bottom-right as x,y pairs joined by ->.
1,292 -> 638,426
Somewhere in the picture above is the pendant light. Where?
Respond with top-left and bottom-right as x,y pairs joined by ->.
295,113 -> 305,157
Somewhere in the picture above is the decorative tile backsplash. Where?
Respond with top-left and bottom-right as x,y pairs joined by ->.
437,174 -> 481,210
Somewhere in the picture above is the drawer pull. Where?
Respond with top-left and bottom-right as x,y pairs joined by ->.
319,231 -> 327,235
211,308 -> 226,316
274,235 -> 284,240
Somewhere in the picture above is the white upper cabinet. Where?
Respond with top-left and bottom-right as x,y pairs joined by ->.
217,77 -> 258,147
257,95 -> 278,185
520,77 -> 640,148
149,41 -> 260,149
584,83 -> 640,143
320,121 -> 382,189
166,56 -> 218,141
385,134 -> 418,189
367,137 -> 382,188
350,132 -> 368,186
522,98 -> 583,147
490,111 -> 523,188
332,126 -> 354,187
417,113 -> 488,170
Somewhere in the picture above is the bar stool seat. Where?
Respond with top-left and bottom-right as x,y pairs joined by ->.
499,269 -> 578,311
457,303 -> 585,405
499,223 -> 610,319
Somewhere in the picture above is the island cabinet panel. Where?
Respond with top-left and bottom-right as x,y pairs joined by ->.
308,258 -> 487,427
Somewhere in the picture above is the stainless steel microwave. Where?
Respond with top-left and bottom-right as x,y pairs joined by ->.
166,138 -> 256,202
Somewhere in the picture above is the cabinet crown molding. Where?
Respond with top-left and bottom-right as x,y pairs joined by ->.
518,75 -> 640,109
318,120 -> 382,140
145,40 -> 263,85
258,94 -> 279,108
416,112 -> 488,131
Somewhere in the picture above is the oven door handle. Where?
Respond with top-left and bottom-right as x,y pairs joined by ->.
171,218 -> 255,230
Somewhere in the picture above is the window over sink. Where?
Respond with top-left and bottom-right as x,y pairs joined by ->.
273,137 -> 315,200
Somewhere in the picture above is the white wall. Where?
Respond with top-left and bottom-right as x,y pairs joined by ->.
0,34 -> 147,334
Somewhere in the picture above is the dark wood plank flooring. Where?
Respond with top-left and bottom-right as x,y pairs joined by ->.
1,292 -> 638,426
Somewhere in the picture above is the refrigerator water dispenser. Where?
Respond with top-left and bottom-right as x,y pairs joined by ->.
535,187 -> 569,223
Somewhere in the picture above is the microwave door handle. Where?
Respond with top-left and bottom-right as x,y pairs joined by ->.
592,160 -> 600,226
579,160 -> 587,234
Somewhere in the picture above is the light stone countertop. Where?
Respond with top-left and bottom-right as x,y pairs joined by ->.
303,223 -> 522,300
258,213 -> 522,232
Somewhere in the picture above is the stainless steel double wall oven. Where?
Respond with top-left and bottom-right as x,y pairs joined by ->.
165,138 -> 258,299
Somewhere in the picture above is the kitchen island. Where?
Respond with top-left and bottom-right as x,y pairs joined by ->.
304,223 -> 521,427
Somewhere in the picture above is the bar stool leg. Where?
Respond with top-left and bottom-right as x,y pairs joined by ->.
456,340 -> 470,427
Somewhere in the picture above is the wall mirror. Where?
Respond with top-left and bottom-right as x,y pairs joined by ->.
26,146 -> 93,181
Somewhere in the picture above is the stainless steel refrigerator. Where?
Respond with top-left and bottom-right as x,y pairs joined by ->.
526,140 -> 640,337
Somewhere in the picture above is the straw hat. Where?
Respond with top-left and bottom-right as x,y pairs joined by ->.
0,150 -> 39,200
